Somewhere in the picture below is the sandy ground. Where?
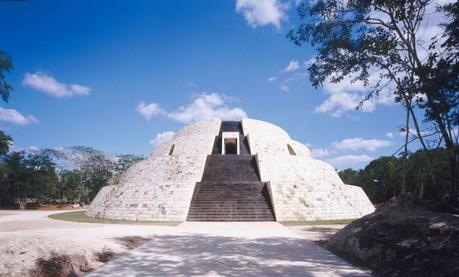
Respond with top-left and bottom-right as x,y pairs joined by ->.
0,210 -> 176,276
89,222 -> 371,276
1,211 -> 369,276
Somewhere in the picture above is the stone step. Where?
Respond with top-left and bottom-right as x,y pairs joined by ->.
187,212 -> 275,217
187,217 -> 275,221
201,155 -> 260,182
188,202 -> 274,207
187,121 -> 275,222
191,199 -> 271,203
189,210 -> 272,216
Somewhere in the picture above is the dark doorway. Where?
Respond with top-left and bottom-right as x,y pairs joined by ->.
225,138 -> 237,154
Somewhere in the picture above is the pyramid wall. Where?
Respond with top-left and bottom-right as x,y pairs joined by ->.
87,118 -> 374,221
241,118 -> 375,221
86,119 -> 221,221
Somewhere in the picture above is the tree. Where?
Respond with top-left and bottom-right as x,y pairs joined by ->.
289,0 -> 459,198
0,50 -> 13,103
0,152 -> 58,208
406,148 -> 451,199
59,170 -> 82,203
338,168 -> 361,186
25,153 -> 59,203
0,131 -> 12,156
81,154 -> 113,202
339,147 -> 456,204
0,152 -> 27,207
360,156 -> 403,203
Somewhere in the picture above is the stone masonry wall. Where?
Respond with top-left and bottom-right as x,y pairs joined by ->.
86,119 -> 221,221
242,118 -> 375,221
88,118 -> 374,222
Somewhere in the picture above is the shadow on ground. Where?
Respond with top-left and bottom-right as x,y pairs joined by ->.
89,234 -> 370,276
114,236 -> 152,250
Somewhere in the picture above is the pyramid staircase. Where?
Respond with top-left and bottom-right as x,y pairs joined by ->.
187,121 -> 275,221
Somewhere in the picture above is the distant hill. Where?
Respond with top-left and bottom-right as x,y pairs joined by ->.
29,146 -> 145,173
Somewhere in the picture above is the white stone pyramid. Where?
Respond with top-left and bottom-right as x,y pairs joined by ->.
87,118 -> 374,221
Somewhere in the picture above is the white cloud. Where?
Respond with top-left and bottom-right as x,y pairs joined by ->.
268,76 -> 277,82
315,70 -> 395,117
149,131 -> 175,146
312,0 -> 455,117
280,84 -> 289,92
311,148 -> 332,158
28,146 -> 40,152
235,0 -> 289,29
136,101 -> 163,121
332,137 -> 391,151
167,93 -> 247,123
23,71 -> 91,98
326,154 -> 373,169
386,132 -> 394,138
0,107 -> 38,126
283,60 -> 300,72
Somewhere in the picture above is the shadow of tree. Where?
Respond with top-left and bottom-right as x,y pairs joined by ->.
89,234 -> 371,276
31,251 -> 91,277
114,236 -> 153,250
301,226 -> 343,240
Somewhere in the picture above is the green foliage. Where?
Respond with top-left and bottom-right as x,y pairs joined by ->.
290,0 -> 459,196
0,150 -> 119,207
0,152 -> 58,207
59,170 -> 82,203
359,157 -> 403,203
80,154 -> 113,202
0,130 -> 12,156
114,154 -> 144,173
49,211 -> 181,225
338,168 -> 361,186
0,50 -> 13,103
339,147 -> 455,203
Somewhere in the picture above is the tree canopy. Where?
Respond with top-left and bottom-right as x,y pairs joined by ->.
339,147 -> 455,203
289,0 -> 458,197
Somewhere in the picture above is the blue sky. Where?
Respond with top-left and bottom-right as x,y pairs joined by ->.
0,0 -> 431,169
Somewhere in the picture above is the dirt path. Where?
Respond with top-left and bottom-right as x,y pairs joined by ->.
88,222 -> 371,276
0,211 -> 370,276
0,210 -> 175,275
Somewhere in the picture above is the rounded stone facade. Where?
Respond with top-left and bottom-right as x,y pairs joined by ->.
87,118 -> 375,221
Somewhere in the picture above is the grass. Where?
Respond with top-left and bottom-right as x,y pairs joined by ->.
280,219 -> 356,226
48,211 -> 181,226
50,211 -> 355,226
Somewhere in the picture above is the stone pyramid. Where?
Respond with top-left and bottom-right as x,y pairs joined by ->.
87,118 -> 374,221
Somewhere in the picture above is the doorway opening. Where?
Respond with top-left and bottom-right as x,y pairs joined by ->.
224,138 -> 238,154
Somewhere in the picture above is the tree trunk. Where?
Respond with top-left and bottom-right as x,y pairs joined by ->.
407,104 -> 439,195
414,68 -> 458,199
402,101 -> 410,194
18,198 -> 26,210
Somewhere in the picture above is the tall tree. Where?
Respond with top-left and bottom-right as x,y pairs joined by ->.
289,0 -> 458,197
0,50 -> 13,103
0,152 -> 58,208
